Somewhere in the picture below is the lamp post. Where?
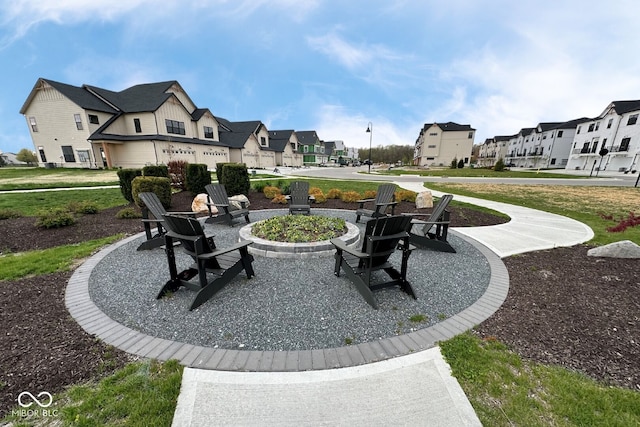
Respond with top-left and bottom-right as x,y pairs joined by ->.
366,122 -> 372,173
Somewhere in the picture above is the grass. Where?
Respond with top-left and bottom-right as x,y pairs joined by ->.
441,333 -> 640,426
2,169 -> 639,424
0,188 -> 129,216
251,215 -> 346,242
424,182 -> 640,245
0,167 -> 119,190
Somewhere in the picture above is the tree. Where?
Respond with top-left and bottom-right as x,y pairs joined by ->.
494,157 -> 505,172
16,148 -> 37,165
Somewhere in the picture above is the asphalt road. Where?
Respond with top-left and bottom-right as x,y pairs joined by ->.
281,165 -> 640,187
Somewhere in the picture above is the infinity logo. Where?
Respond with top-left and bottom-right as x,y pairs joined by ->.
17,391 -> 53,408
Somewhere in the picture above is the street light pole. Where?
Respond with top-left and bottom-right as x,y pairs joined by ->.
366,122 -> 372,173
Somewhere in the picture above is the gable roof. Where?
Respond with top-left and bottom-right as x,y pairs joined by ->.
85,81 -> 178,113
423,122 -> 475,133
296,131 -> 320,145
268,130 -> 295,153
609,100 -> 640,115
20,78 -> 117,114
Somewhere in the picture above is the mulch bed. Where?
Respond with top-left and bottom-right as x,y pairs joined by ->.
1,190 -> 638,415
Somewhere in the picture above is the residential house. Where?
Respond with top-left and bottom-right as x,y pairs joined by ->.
268,130 -> 303,167
217,119 -> 276,169
297,131 -> 327,165
566,100 -> 640,172
477,136 -> 511,167
20,78 -> 237,169
413,122 -> 475,167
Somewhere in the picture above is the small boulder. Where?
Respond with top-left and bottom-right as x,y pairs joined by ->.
229,194 -> 250,211
415,191 -> 433,209
192,193 -> 216,214
587,240 -> 640,258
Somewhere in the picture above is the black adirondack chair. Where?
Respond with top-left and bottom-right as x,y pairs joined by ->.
158,214 -> 255,311
288,181 -> 311,215
331,215 -> 416,309
137,192 -> 197,251
355,183 -> 398,223
204,183 -> 250,226
404,194 -> 456,253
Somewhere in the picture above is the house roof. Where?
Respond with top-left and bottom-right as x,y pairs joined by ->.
20,78 -> 118,114
422,122 -> 475,132
296,131 -> 320,145
268,130 -> 295,153
553,117 -> 592,129
85,81 -> 178,113
609,100 -> 640,115
536,122 -> 564,132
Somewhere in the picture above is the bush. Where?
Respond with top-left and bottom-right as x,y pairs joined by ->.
280,182 -> 291,196
457,159 -> 465,169
67,201 -> 99,214
271,194 -> 287,204
494,157 -> 505,172
168,160 -> 188,189
143,165 -> 169,178
263,186 -> 281,199
220,163 -> 250,196
252,181 -> 267,193
363,190 -> 377,199
116,207 -> 142,219
450,158 -> 458,169
215,162 -> 234,183
326,189 -> 342,199
341,191 -> 362,203
117,168 -> 142,202
0,208 -> 22,220
185,164 -> 212,196
36,208 -> 76,229
309,187 -> 324,196
131,176 -> 172,208
314,193 -> 327,203
395,190 -> 417,202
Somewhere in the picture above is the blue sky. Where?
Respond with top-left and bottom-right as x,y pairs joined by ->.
1,0 -> 639,154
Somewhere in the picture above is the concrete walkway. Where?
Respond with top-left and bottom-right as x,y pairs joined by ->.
63,182 -> 594,426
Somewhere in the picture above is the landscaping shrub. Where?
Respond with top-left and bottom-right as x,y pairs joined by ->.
309,187 -> 324,196
220,163 -> 250,196
280,182 -> 290,196
142,165 -> 169,178
450,158 -> 458,169
395,190 -> 417,202
494,157 -> 505,172
131,176 -> 172,208
263,186 -> 281,199
168,160 -> 188,189
116,207 -> 141,219
67,201 -> 99,214
326,189 -> 342,199
185,163 -> 211,196
117,168 -> 142,202
457,159 -> 465,169
0,208 -> 22,220
363,190 -> 377,199
252,182 -> 267,193
271,194 -> 287,204
36,208 -> 76,229
314,193 -> 327,203
341,191 -> 362,203
215,162 -> 234,183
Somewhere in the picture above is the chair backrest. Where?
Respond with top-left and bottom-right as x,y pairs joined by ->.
361,215 -> 412,267
289,181 -> 310,205
139,192 -> 167,220
375,183 -> 397,204
162,214 -> 213,254
421,194 -> 453,233
205,183 -> 230,206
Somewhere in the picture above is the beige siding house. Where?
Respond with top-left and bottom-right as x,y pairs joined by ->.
413,122 -> 475,167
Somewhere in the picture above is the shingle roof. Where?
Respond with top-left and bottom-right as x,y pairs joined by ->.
20,78 -> 117,114
423,122 -> 475,132
296,131 -> 319,145
610,100 -> 640,115
86,81 -> 177,113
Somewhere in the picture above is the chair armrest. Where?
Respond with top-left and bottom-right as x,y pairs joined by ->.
330,238 -> 369,259
375,201 -> 398,208
168,211 -> 197,217
356,198 -> 375,204
141,218 -> 163,223
368,231 -> 409,243
206,202 -> 229,208
198,240 -> 252,260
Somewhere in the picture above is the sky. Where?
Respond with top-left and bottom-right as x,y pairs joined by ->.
1,0 -> 640,154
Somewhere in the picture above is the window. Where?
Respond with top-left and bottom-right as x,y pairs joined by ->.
557,130 -> 564,138
260,136 -> 267,146
627,114 -> 638,125
620,137 -> 630,151
468,132 -> 473,139
577,126 -> 581,134
550,158 -> 556,165
165,119 -> 185,135
427,144 -> 436,148
595,122 -> 600,131
588,123 -> 595,132
77,150 -> 90,162
426,157 -> 435,160
88,114 -> 99,124
29,116 -> 38,132
38,147 -> 47,162
74,114 -> 83,130
429,132 -> 438,136
607,118 -> 613,129
204,126 -> 214,139
61,146 -> 76,162
134,118 -> 142,133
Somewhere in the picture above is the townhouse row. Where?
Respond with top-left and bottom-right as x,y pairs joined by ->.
477,100 -> 640,172
20,78 -> 357,170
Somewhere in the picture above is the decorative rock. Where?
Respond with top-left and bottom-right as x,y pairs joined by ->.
192,193 -> 215,214
587,240 -> 640,258
229,194 -> 250,211
415,191 -> 433,209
